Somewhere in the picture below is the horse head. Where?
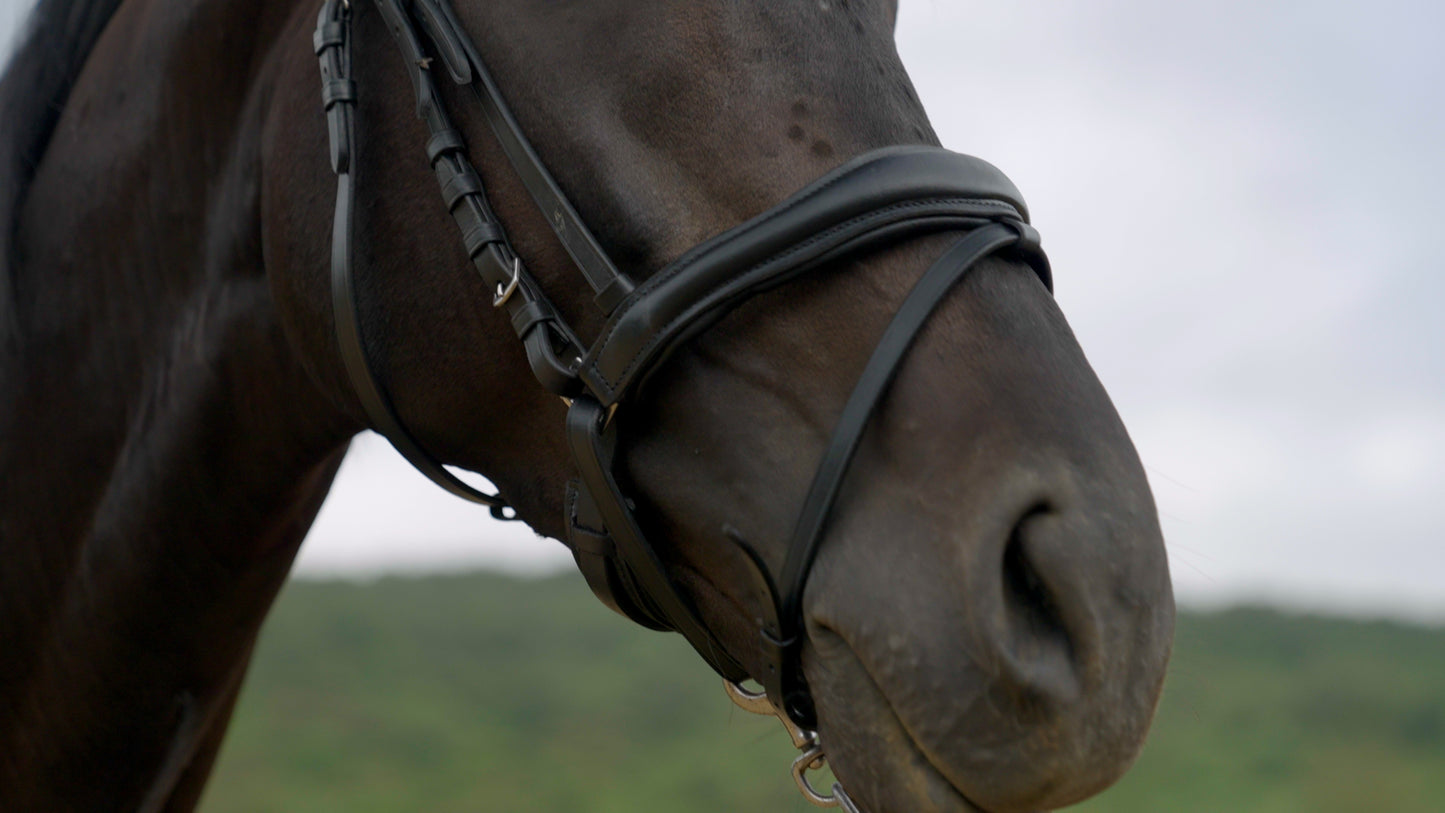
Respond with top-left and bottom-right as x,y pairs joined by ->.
268,1 -> 1174,810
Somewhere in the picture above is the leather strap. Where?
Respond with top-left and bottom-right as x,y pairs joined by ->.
758,223 -> 1041,725
566,398 -> 749,681
318,0 -> 514,516
565,480 -> 672,629
373,0 -> 587,397
413,0 -> 637,312
580,146 -> 1051,405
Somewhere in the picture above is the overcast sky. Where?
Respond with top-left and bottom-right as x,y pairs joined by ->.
2,1 -> 1440,621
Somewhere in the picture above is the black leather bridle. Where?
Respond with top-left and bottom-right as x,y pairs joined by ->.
315,0 -> 1051,762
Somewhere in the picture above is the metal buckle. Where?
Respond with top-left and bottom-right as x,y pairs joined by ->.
724,681 -> 850,808
492,256 -> 521,307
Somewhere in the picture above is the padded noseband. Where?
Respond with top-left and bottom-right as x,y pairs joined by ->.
581,146 -> 1048,404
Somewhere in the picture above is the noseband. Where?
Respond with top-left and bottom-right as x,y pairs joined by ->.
315,0 -> 1052,805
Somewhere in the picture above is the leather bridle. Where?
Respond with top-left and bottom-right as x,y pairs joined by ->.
315,0 -> 1052,805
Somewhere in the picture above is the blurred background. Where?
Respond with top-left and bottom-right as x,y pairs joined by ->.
4,0 -> 1441,810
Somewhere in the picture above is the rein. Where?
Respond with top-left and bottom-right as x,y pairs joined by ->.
314,0 -> 1052,806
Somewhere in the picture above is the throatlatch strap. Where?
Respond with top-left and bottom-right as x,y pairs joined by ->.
317,0 -> 514,517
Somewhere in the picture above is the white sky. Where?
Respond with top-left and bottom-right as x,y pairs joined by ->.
3,1 -> 1441,621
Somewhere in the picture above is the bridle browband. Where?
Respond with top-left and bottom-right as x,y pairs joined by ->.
316,0 -> 1051,805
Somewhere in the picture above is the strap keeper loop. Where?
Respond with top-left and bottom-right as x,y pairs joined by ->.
321,79 -> 357,108
1002,219 -> 1042,254
426,128 -> 466,163
312,22 -> 346,54
439,166 -> 483,209
510,300 -> 552,338
593,273 -> 636,315
459,217 -> 504,256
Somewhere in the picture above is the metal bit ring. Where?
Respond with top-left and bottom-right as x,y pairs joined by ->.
791,744 -> 841,807
727,681 -> 852,808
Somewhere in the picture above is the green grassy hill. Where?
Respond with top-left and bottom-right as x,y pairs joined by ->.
201,572 -> 1445,812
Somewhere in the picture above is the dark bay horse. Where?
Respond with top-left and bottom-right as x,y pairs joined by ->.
0,0 -> 1174,810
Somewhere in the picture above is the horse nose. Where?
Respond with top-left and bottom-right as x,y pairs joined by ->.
803,457 -> 1174,813
950,467 -> 1174,810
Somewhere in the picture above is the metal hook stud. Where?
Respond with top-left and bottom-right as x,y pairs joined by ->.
492,256 -> 521,307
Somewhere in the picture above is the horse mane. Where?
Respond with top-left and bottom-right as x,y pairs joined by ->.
0,0 -> 126,335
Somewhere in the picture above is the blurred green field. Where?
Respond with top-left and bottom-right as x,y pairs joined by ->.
201,572 -> 1445,812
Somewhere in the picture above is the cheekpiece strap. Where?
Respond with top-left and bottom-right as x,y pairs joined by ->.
411,0 -> 637,309
565,398 -> 749,681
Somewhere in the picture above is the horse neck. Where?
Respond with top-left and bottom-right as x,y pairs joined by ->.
0,0 -> 359,808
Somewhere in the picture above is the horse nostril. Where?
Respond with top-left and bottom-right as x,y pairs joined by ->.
986,501 -> 1097,717
1000,504 -> 1073,662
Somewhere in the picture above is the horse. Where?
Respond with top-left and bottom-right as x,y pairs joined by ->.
0,0 -> 1175,810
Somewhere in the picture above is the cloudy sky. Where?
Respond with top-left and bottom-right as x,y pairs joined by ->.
3,1 -> 1440,620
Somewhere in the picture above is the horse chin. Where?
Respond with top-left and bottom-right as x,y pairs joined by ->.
820,707 -> 1013,813
810,632 -> 991,813
805,605 -> 1147,813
